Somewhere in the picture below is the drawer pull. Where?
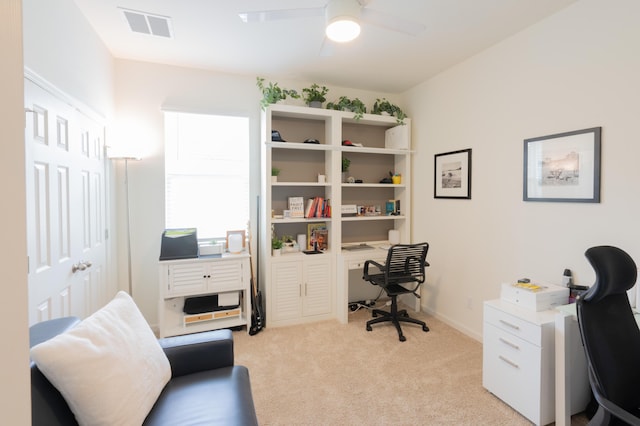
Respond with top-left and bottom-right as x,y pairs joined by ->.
499,319 -> 520,330
498,355 -> 520,369
499,337 -> 520,350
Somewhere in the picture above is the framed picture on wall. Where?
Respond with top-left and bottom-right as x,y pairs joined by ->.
434,149 -> 472,199
523,127 -> 601,203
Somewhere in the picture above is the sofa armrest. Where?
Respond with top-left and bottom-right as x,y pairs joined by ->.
158,329 -> 234,378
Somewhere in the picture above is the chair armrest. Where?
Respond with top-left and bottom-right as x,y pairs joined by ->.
158,329 -> 234,378
363,259 -> 385,280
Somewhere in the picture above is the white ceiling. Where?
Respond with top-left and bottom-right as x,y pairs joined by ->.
72,0 -> 577,93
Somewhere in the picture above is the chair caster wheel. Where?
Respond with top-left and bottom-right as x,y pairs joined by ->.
422,326 -> 429,332
399,335 -> 406,342
366,325 -> 372,331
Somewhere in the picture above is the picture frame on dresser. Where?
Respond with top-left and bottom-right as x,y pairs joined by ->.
434,148 -> 472,199
523,127 -> 601,203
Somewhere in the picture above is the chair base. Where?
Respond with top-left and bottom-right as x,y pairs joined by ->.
366,299 -> 429,342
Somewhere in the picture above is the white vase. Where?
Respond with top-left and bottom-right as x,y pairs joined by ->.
272,248 -> 281,256
271,176 -> 278,183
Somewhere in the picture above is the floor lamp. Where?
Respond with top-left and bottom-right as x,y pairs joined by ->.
113,156 -> 141,296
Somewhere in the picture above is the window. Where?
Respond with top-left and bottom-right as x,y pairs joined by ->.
164,111 -> 249,239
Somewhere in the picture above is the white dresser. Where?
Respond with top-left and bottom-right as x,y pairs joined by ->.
482,299 -> 556,425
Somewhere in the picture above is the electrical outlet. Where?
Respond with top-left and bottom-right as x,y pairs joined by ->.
466,297 -> 473,310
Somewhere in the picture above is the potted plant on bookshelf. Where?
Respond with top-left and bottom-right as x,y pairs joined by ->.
372,98 -> 407,124
256,77 -> 300,110
341,156 -> 351,183
326,96 -> 367,120
281,235 -> 297,253
272,237 -> 283,256
271,167 -> 280,183
302,83 -> 329,108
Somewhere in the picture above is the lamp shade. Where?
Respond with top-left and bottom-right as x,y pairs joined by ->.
325,0 -> 361,43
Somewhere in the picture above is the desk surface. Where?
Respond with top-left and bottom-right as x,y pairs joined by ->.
556,302 -> 640,326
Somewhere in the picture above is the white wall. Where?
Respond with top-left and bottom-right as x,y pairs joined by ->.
405,0 -> 640,340
113,59 -> 400,325
22,0 -> 114,117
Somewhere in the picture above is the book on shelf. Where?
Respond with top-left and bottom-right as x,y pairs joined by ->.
307,222 -> 328,251
288,197 -> 304,218
304,197 -> 331,218
385,200 -> 396,215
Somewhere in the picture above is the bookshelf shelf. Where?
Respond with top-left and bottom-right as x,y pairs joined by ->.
260,104 -> 412,328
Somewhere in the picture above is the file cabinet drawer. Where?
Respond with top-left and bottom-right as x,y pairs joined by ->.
484,303 -> 541,345
483,323 -> 541,423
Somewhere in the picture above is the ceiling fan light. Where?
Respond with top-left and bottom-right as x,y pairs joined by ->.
326,18 -> 361,42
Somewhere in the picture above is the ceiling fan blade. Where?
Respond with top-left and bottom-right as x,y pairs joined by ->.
239,7 -> 324,23
360,7 -> 425,36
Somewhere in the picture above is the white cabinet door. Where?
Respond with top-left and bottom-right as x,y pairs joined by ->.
269,256 -> 333,324
208,259 -> 244,292
271,260 -> 302,323
302,257 -> 332,317
166,263 -> 207,296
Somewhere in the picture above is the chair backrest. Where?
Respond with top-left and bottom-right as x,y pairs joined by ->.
383,243 -> 429,284
577,246 -> 640,411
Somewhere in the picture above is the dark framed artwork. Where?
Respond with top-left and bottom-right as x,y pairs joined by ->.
434,149 -> 472,199
523,127 -> 601,203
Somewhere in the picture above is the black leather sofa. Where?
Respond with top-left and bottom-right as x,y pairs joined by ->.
30,317 -> 259,425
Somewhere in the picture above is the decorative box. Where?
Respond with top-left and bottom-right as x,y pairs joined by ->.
501,282 -> 569,312
385,125 -> 409,150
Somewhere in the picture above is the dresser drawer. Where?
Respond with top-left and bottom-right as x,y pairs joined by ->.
483,322 -> 542,423
484,303 -> 542,345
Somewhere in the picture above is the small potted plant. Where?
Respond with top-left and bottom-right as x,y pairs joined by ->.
372,98 -> 407,124
302,83 -> 329,108
341,156 -> 351,183
272,237 -> 283,256
326,96 -> 367,120
271,167 -> 280,183
281,235 -> 297,253
256,77 -> 300,110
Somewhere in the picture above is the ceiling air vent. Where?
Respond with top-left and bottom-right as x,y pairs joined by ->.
120,8 -> 173,38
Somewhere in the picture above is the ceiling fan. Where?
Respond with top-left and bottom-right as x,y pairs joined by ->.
239,0 -> 425,53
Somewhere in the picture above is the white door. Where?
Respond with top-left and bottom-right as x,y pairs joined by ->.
25,79 -> 108,325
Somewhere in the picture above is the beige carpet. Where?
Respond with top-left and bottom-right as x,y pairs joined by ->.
233,306 -> 590,425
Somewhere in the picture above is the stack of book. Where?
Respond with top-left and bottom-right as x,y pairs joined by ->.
304,197 -> 331,218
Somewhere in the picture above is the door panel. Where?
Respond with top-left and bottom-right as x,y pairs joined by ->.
25,79 -> 108,325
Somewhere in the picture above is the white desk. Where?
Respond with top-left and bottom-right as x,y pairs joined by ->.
554,305 -> 591,426
336,243 -> 421,324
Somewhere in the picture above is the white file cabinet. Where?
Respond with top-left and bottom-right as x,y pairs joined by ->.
482,299 -> 556,425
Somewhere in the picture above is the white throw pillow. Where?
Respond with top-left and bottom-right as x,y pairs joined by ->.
30,291 -> 171,426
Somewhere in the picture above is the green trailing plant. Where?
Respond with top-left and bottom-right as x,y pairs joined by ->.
302,83 -> 329,105
342,156 -> 351,173
326,96 -> 367,120
372,98 -> 407,124
256,77 -> 300,110
271,167 -> 281,176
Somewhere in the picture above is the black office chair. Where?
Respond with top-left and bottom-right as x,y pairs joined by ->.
576,245 -> 640,426
363,242 -> 430,342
